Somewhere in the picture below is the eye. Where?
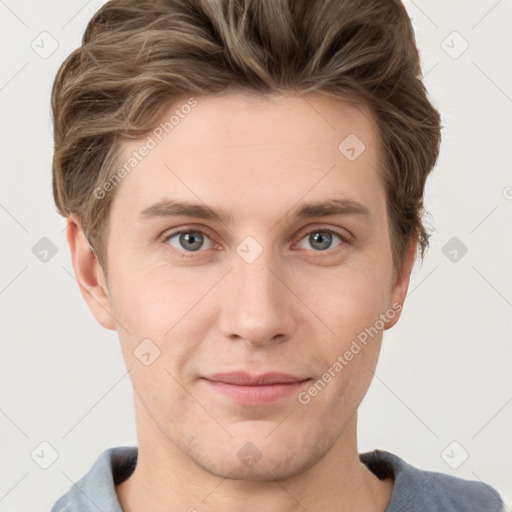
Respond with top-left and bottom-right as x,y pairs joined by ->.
164,229 -> 214,253
296,228 -> 348,252
162,226 -> 349,257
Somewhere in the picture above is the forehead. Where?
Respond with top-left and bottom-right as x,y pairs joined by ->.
111,92 -> 383,223
152,91 -> 377,157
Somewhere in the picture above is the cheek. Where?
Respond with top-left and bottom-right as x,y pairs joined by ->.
298,264 -> 391,403
108,265 -> 210,375
302,264 -> 392,340
108,261 -> 201,336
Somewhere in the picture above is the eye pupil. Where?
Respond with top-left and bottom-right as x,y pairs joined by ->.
180,232 -> 203,251
310,231 -> 332,251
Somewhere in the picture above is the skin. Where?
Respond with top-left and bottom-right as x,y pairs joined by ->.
67,91 -> 417,512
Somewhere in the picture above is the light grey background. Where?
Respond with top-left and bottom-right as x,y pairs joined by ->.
0,1 -> 511,510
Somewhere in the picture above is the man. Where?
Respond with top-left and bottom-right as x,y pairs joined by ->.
50,0 -> 504,510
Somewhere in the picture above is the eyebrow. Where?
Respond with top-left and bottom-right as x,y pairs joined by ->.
138,198 -> 372,225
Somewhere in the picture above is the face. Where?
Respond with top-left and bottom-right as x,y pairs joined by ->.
74,92 -> 414,481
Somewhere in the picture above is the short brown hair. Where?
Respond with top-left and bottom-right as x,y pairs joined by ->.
51,0 -> 441,278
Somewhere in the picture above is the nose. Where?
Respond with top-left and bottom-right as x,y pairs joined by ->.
218,244 -> 297,347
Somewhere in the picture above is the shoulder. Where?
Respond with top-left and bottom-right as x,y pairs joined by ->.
50,446 -> 138,512
360,449 -> 505,512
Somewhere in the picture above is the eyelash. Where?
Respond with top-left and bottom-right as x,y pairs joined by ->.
162,225 -> 350,259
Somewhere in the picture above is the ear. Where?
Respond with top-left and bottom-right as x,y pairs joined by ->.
385,233 -> 418,330
66,215 -> 116,330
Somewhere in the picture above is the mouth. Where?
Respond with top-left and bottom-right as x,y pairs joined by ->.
201,372 -> 312,405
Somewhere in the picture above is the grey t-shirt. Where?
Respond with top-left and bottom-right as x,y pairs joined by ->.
50,446 -> 504,511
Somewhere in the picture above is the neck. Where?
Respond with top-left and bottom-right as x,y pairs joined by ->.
116,397 -> 393,512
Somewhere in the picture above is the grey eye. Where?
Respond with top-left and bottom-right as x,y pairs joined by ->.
166,231 -> 213,252
297,230 -> 344,252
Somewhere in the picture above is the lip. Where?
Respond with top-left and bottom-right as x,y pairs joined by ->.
204,371 -> 309,385
201,372 -> 312,405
